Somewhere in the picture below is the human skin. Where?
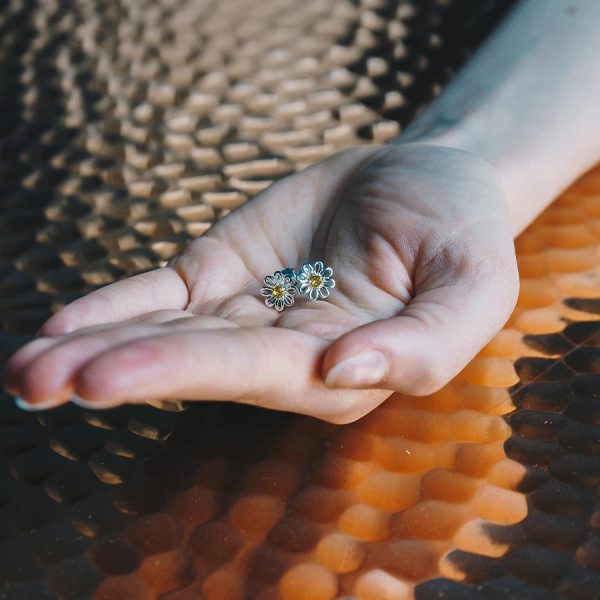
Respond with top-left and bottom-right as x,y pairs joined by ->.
5,0 -> 600,423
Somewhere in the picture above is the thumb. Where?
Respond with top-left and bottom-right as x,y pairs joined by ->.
322,255 -> 519,396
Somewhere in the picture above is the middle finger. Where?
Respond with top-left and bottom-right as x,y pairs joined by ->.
12,315 -> 237,408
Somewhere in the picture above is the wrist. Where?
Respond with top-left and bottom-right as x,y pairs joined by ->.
393,110 -> 547,239
394,102 -> 474,154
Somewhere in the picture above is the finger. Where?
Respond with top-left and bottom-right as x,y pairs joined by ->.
5,309 -> 194,392
322,254 -> 519,395
40,267 -> 189,336
70,327 -> 388,423
12,316 -> 237,408
5,337 -> 57,393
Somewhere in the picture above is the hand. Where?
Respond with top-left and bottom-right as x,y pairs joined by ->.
5,143 -> 519,424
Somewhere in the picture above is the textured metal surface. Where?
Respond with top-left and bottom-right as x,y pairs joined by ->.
1,0 -> 599,599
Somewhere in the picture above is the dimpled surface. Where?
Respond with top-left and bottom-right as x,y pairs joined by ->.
0,0 -> 599,599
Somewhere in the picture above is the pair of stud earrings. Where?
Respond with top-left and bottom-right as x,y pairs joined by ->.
261,260 -> 336,311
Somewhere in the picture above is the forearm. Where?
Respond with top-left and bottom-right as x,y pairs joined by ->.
397,0 -> 600,237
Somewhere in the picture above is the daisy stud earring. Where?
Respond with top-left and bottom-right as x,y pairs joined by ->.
260,269 -> 298,311
296,260 -> 335,301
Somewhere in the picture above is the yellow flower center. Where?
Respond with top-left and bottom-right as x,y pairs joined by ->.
308,274 -> 323,289
271,284 -> 285,299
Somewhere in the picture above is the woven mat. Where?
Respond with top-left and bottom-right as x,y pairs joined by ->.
1,0 -> 599,599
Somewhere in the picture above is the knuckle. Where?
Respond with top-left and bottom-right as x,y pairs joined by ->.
401,360 -> 450,396
323,408 -> 371,425
315,391 -> 387,425
413,372 -> 446,396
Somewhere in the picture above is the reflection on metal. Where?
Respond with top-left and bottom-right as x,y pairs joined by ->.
1,0 -> 598,598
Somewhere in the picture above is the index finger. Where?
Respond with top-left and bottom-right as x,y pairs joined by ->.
40,267 -> 189,336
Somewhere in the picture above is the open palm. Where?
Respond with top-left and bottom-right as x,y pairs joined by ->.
6,143 -> 519,423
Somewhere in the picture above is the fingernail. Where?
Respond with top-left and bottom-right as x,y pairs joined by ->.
325,350 -> 387,388
71,394 -> 98,409
14,396 -> 57,412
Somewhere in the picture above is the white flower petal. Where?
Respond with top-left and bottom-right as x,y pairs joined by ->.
308,287 -> 319,301
319,287 -> 330,299
284,295 -> 294,306
265,296 -> 275,307
324,278 -> 335,288
322,267 -> 333,278
301,263 -> 313,275
313,261 -> 324,274
260,288 -> 272,297
264,275 -> 275,286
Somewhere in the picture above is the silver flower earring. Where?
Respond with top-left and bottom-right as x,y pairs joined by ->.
260,269 -> 297,311
296,261 -> 336,301
260,261 -> 335,311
